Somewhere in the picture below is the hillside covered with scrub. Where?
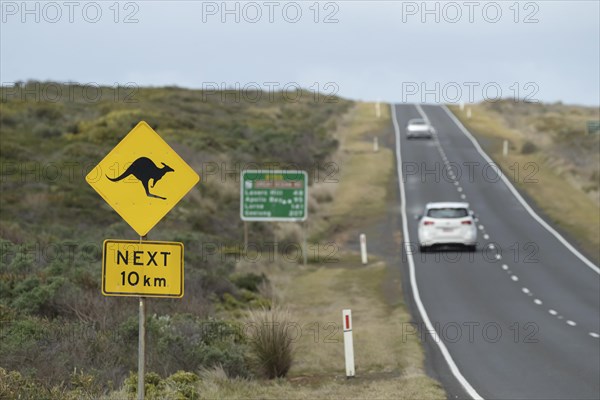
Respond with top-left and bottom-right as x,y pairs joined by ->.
0,82 -> 352,397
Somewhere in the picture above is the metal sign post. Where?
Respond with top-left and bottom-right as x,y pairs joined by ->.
138,296 -> 145,400
138,235 -> 147,400
86,121 -> 199,400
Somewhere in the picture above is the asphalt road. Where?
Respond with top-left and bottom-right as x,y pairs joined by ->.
391,104 -> 600,400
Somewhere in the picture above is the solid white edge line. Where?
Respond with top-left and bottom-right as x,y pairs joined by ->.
391,104 -> 484,400
441,105 -> 600,275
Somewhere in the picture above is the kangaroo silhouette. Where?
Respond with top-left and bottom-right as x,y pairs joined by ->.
106,157 -> 174,200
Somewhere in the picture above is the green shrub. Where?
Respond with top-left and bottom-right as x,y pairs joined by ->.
124,371 -> 165,399
521,141 -> 538,154
164,370 -> 199,399
33,123 -> 61,138
231,272 -> 268,293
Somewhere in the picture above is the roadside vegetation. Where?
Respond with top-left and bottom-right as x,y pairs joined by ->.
1,85 -> 444,398
449,101 -> 600,262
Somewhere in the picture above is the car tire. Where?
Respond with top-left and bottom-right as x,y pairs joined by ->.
467,245 -> 477,252
419,245 -> 428,253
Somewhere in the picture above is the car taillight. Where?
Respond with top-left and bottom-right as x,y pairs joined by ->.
461,220 -> 472,225
423,221 -> 434,225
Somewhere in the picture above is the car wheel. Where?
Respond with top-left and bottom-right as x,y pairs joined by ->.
467,245 -> 477,252
419,245 -> 427,253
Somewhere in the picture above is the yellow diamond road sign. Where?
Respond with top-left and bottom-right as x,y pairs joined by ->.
86,121 -> 199,236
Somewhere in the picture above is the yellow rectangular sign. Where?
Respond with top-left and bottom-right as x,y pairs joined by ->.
102,240 -> 184,298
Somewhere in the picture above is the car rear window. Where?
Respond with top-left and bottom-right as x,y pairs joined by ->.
410,120 -> 426,125
427,208 -> 469,218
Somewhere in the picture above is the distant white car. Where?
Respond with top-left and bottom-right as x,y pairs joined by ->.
417,202 -> 477,252
406,118 -> 435,139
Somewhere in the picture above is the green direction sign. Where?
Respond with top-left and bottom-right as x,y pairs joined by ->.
587,121 -> 600,135
241,170 -> 307,221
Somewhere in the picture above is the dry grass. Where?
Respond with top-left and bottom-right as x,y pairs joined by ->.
195,259 -> 444,400
450,104 -> 600,261
310,102 -> 394,240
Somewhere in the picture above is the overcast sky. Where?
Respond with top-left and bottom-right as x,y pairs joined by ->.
1,1 -> 599,105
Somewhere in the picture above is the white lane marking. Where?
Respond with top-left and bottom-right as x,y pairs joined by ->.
502,264 -> 509,270
391,104 -> 483,400
549,309 -> 558,316
522,287 -> 530,294
590,332 -> 600,338
474,217 -> 479,222
495,254 -> 502,260
478,225 -> 484,230
488,244 -> 495,250
457,187 -> 463,192
454,181 -> 460,186
534,299 -> 543,305
442,105 -> 600,275
566,320 -> 577,327
511,275 -> 519,281
483,234 -> 490,240
460,194 -> 466,199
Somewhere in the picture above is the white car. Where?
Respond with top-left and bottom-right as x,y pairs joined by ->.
417,202 -> 477,252
406,118 -> 435,139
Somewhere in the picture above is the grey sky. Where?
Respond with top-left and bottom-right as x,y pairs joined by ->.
1,1 -> 599,105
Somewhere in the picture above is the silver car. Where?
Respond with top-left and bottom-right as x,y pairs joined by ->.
406,118 -> 435,139
417,202 -> 477,252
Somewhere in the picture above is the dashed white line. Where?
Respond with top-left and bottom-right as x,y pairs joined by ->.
483,234 -> 490,240
454,181 -> 460,186
566,320 -> 577,327
495,254 -> 502,260
478,225 -> 484,230
488,244 -> 495,250
534,299 -> 543,305
460,194 -> 466,199
549,309 -> 558,316
522,287 -> 530,294
511,275 -> 519,281
590,332 -> 600,338
502,264 -> 509,270
457,187 -> 463,192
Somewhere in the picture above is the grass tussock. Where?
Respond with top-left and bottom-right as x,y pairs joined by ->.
247,306 -> 295,379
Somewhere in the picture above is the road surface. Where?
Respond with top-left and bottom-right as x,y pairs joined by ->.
391,103 -> 600,400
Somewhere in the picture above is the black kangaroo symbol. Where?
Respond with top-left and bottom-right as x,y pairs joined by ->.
106,157 -> 174,200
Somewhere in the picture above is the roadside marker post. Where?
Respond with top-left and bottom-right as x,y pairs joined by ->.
373,137 -> 379,152
375,100 -> 381,118
459,101 -> 465,111
503,140 -> 508,157
467,107 -> 472,119
360,234 -> 368,265
343,309 -> 355,378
